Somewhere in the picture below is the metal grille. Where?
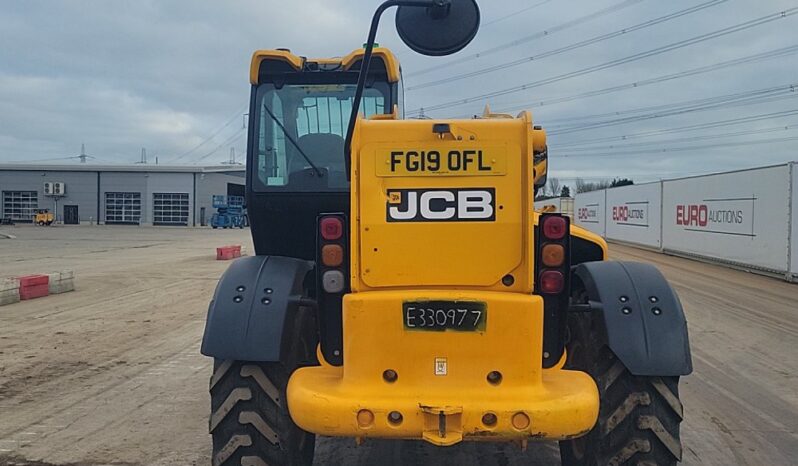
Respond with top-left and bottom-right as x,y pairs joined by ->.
105,192 -> 142,224
2,191 -> 38,221
153,193 -> 189,225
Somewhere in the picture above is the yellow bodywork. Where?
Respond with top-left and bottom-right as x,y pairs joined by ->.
289,291 -> 598,444
288,102 -> 601,444
250,47 -> 402,85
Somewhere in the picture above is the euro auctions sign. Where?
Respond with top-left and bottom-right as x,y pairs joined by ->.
662,164 -> 791,273
612,203 -> 649,227
577,205 -> 600,223
674,198 -> 755,237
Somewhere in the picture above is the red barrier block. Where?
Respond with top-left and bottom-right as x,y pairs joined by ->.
18,274 -> 49,287
216,246 -> 236,260
20,283 -> 49,300
216,245 -> 242,260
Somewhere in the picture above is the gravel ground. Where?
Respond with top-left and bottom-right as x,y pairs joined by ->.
0,225 -> 795,465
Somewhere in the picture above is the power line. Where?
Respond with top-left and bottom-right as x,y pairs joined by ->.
420,44 -> 798,117
482,0 -> 556,27
408,7 -> 798,114
407,0 -> 729,91
553,109 -> 798,147
407,0 -> 646,78
190,127 -> 246,164
542,83 -> 796,125
168,104 -> 247,163
556,135 -> 798,158
546,86 -> 798,136
554,123 -> 798,153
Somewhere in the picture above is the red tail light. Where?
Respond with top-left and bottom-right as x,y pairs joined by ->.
542,215 -> 566,240
539,270 -> 564,294
320,217 -> 343,240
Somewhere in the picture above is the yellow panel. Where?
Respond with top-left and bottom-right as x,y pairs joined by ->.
287,291 -> 599,443
351,117 -> 536,291
250,47 -> 402,85
249,49 -> 303,84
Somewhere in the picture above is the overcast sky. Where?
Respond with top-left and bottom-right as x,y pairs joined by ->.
1,0 -> 796,186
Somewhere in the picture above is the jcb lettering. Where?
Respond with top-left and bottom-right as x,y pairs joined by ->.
387,188 -> 496,222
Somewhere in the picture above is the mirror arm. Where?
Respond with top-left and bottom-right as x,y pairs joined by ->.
344,0 -> 445,180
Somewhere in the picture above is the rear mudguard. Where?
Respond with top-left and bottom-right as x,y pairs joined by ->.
573,261 -> 692,376
201,255 -> 315,362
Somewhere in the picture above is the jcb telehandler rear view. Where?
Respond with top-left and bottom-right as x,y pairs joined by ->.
201,1 -> 692,465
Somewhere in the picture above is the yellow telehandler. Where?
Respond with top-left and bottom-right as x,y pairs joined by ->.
201,1 -> 691,464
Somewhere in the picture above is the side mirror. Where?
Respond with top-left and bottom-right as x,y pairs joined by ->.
344,0 -> 481,179
396,0 -> 480,56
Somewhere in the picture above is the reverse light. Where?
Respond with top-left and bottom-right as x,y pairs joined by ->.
320,217 -> 343,240
539,270 -> 564,294
322,270 -> 345,293
321,244 -> 344,267
542,215 -> 566,240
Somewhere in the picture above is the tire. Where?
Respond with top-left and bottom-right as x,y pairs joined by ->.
560,308 -> 684,466
209,307 -> 317,466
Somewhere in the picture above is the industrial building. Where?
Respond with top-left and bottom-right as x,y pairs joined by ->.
0,164 -> 245,226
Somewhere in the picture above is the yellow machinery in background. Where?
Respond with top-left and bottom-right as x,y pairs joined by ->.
34,209 -> 54,226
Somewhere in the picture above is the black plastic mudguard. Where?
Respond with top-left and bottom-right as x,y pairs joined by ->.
573,261 -> 693,376
201,255 -> 314,361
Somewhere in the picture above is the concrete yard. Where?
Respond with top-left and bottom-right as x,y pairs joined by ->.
0,226 -> 796,465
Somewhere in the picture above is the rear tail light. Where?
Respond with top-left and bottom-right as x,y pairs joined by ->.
320,217 -> 343,240
542,215 -> 566,240
317,213 -> 349,365
317,215 -> 347,294
536,213 -> 571,368
539,270 -> 564,294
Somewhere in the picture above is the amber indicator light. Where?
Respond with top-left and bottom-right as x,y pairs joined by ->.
322,244 -> 344,267
541,243 -> 565,267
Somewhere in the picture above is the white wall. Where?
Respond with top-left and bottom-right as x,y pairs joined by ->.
605,182 -> 662,248
574,190 -> 605,237
791,163 -> 798,277
662,165 -> 791,273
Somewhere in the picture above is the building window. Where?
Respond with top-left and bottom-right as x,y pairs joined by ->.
2,191 -> 38,222
105,192 -> 142,224
153,193 -> 189,226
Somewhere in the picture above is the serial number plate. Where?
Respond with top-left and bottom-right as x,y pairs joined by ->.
376,146 -> 507,177
403,301 -> 487,332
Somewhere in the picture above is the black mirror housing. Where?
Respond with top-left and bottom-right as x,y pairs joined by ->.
396,0 -> 480,56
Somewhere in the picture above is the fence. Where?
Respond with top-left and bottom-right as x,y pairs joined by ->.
574,162 -> 797,281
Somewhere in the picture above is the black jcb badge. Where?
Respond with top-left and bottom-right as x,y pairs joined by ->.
386,188 -> 496,222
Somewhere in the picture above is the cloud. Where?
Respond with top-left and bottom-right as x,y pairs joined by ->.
0,0 -> 795,181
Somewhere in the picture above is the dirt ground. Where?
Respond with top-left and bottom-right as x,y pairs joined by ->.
0,225 -> 796,465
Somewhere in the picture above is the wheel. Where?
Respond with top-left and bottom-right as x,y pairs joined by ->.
209,308 -> 317,466
212,226 -> 218,229
560,296 -> 684,466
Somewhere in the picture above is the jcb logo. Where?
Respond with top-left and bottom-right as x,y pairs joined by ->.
386,188 -> 496,222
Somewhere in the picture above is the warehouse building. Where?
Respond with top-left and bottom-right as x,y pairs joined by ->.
0,164 -> 245,226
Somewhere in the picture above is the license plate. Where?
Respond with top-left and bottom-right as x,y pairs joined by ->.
403,301 -> 487,332
376,146 -> 507,177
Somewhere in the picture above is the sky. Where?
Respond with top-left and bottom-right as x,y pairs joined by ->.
0,0 -> 796,188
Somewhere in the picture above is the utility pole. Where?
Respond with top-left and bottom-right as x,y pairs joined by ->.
79,143 -> 88,163
138,148 -> 147,164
